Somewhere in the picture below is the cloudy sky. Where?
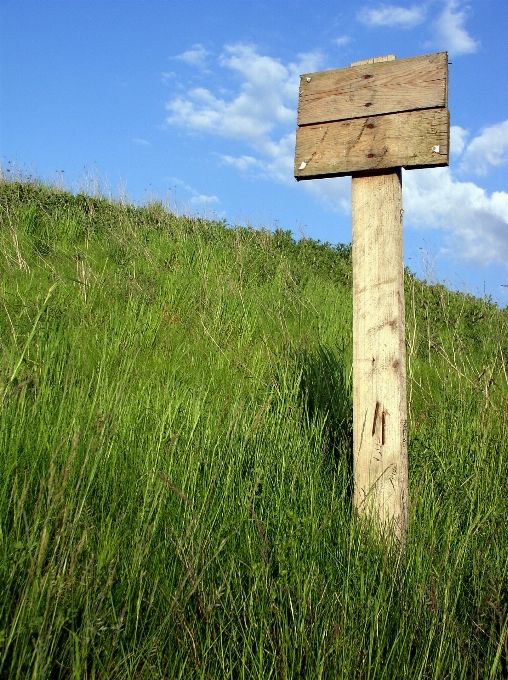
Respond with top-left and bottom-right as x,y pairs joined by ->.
1,0 -> 507,304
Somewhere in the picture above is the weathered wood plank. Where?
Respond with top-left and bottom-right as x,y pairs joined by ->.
351,55 -> 396,67
294,107 -> 449,179
297,52 -> 447,126
352,169 -> 408,538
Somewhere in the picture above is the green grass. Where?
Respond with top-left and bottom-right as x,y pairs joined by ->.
0,177 -> 507,678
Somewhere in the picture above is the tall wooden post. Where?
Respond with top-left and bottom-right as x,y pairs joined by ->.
352,169 -> 407,536
294,52 -> 449,540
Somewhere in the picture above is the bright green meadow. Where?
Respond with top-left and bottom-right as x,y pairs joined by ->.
0,177 -> 507,678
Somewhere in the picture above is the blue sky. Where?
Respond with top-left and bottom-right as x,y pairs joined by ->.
1,0 -> 507,304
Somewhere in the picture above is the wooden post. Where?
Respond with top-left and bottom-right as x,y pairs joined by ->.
293,52 -> 449,541
352,169 -> 408,537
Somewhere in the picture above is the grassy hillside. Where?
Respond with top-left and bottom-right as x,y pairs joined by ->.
1,178 -> 507,679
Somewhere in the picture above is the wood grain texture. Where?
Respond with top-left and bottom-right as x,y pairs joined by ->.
294,107 -> 449,179
297,52 -> 447,126
351,55 -> 395,66
352,170 -> 408,539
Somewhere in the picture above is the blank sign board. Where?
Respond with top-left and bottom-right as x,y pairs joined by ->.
294,52 -> 449,179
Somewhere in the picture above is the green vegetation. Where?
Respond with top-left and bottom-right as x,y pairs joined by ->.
0,177 -> 507,679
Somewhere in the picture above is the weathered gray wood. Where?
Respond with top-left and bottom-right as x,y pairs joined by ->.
352,169 -> 408,539
298,52 -> 447,126
295,108 -> 449,179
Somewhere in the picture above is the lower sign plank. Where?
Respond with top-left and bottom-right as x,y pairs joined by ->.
294,107 -> 449,179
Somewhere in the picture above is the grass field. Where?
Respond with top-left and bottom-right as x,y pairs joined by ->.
1,176 -> 507,678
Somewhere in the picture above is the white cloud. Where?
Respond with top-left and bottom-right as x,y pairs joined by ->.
220,133 -> 297,185
190,193 -> 219,205
167,45 -> 321,145
334,35 -> 353,47
220,155 -> 259,172
173,44 -> 210,69
166,176 -> 220,208
429,0 -> 479,56
390,122 -> 508,268
403,166 -> 508,267
303,176 -> 351,214
166,44 -> 352,214
132,138 -> 151,146
460,120 -> 508,175
166,44 -> 322,184
357,4 -> 426,28
450,125 -> 469,156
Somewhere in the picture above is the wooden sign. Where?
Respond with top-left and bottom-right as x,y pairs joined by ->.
293,54 -> 450,541
294,53 -> 449,179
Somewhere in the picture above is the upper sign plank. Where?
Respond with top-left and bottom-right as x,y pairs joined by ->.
298,52 -> 448,126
